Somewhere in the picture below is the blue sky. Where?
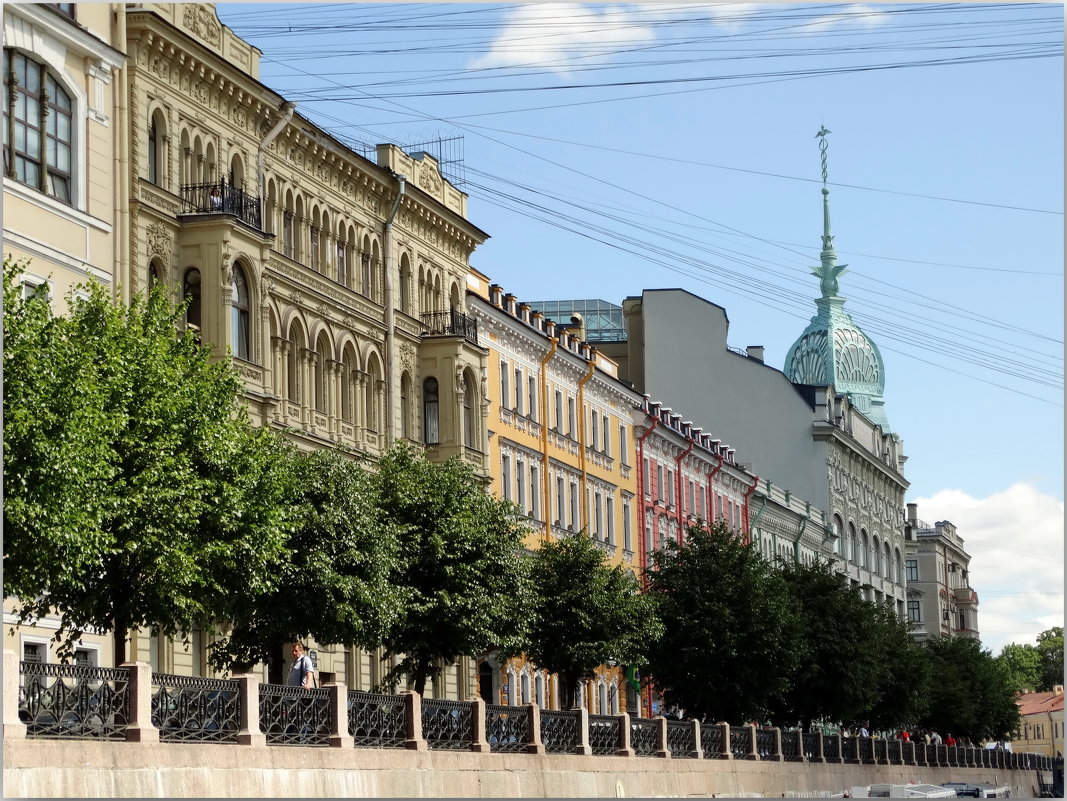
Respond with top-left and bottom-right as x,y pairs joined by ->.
217,2 -> 1063,651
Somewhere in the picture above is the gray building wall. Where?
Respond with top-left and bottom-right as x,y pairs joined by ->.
622,288 -> 831,512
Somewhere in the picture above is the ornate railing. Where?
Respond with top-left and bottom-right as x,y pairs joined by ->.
887,740 -> 902,764
421,698 -> 473,751
666,720 -> 695,758
629,717 -> 659,757
19,662 -> 129,740
782,731 -> 801,761
802,732 -> 819,761
485,704 -> 529,753
730,725 -> 752,759
347,690 -> 406,749
700,723 -> 724,758
588,714 -> 620,756
842,736 -> 860,763
151,673 -> 239,743
259,683 -> 330,747
180,180 -> 262,230
540,709 -> 579,754
824,735 -> 841,762
755,728 -> 777,760
420,309 -> 479,346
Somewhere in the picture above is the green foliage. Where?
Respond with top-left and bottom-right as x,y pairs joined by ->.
998,642 -> 1044,693
373,446 -> 531,694
3,261 -> 291,658
645,523 -> 801,723
772,559 -> 922,731
210,449 -> 405,672
1036,627 -> 1064,691
917,636 -> 1020,740
524,532 -> 663,708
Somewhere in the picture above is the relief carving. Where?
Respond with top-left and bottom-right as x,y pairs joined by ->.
146,222 -> 172,259
418,161 -> 443,195
183,6 -> 222,46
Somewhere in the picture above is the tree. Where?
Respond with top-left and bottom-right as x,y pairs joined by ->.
3,262 -> 291,662
644,523 -> 801,723
1036,627 -> 1064,691
998,642 -> 1043,693
524,532 -> 663,709
772,559 -> 919,732
210,449 -> 405,681
918,636 -> 1020,741
373,446 -> 531,695
862,602 -> 930,732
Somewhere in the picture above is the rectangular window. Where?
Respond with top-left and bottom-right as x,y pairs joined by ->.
554,390 -> 563,431
569,482 -> 579,532
645,523 -> 653,554
905,559 -> 918,582
642,458 -> 650,495
591,410 -> 599,450
667,470 -> 675,506
698,486 -> 706,519
602,415 -> 610,456
528,376 -> 537,421
687,480 -> 694,515
619,425 -> 628,465
567,397 -> 576,438
74,648 -> 97,667
517,460 -> 526,512
716,494 -> 723,521
531,466 -> 540,519
514,368 -> 523,413
594,493 -> 603,538
336,242 -> 346,286
501,455 -> 511,502
23,642 -> 45,663
606,497 -> 614,545
623,500 -> 632,552
656,465 -> 664,500
556,476 -> 565,526
500,361 -> 509,410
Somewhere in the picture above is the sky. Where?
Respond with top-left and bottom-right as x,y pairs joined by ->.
216,1 -> 1063,653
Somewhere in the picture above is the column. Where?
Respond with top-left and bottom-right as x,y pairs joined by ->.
3,650 -> 26,740
402,690 -> 427,751
616,712 -> 635,757
574,707 -> 592,757
526,702 -> 545,755
235,672 -> 265,746
747,723 -> 759,760
718,722 -> 733,760
326,681 -> 353,748
469,696 -> 490,753
689,718 -> 703,759
654,716 -> 670,759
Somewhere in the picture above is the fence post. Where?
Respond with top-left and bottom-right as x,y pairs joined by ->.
326,682 -> 353,748
772,727 -> 784,761
469,696 -> 490,753
4,651 -> 26,740
690,719 -> 703,759
655,716 -> 670,759
718,722 -> 733,759
120,662 -> 159,743
832,733 -> 844,763
525,702 -> 544,755
615,712 -> 634,758
574,707 -> 592,756
234,673 -> 265,747
402,690 -> 427,751
813,731 -> 826,763
747,723 -> 760,760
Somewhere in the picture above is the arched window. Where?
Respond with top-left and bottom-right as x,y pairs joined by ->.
6,50 -> 73,203
183,268 -> 202,333
848,523 -> 857,564
148,109 -> 167,186
231,265 -> 250,360
340,345 -> 356,423
894,549 -> 903,585
314,333 -> 330,413
598,680 -> 608,714
860,530 -> 869,569
884,542 -> 893,581
872,536 -> 881,577
520,672 -> 530,704
287,323 -> 304,403
462,370 -> 477,449
148,259 -> 163,290
399,253 -> 411,314
423,376 -> 439,445
228,153 -> 244,190
400,372 -> 412,440
365,356 -> 382,434
832,514 -> 844,557
535,673 -> 545,708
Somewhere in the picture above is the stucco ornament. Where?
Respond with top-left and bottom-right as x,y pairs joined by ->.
183,6 -> 221,46
146,222 -> 172,259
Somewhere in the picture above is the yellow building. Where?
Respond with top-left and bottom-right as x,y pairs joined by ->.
1012,687 -> 1064,757
467,273 -> 643,713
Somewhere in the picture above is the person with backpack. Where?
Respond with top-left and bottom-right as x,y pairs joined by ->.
287,642 -> 316,688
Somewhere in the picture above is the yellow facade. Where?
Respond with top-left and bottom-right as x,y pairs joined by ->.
1012,688 -> 1064,757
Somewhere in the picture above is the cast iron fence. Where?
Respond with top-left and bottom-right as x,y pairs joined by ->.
421,698 -> 473,751
19,662 -> 129,740
151,673 -> 239,743
485,704 -> 529,753
259,683 -> 330,746
347,690 -> 406,749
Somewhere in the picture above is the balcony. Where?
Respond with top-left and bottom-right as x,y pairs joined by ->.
421,309 -> 479,347
180,181 -> 262,230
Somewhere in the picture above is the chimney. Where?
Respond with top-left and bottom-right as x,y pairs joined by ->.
907,503 -> 918,527
747,345 -> 765,362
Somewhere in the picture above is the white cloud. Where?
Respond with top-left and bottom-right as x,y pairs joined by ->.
806,4 -> 892,34
913,483 -> 1064,654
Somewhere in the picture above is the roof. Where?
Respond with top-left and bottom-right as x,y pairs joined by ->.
1016,689 -> 1065,717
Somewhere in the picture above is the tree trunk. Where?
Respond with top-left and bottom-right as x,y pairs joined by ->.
113,625 -> 128,666
413,658 -> 430,696
267,638 -> 285,685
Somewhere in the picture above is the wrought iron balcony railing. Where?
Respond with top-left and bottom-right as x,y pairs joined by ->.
180,180 -> 262,230
420,309 -> 479,346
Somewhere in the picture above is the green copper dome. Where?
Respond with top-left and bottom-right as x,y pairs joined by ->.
784,128 -> 891,432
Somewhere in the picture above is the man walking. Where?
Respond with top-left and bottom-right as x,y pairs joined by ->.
288,642 -> 316,688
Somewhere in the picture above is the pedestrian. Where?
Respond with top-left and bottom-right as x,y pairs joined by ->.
288,642 -> 316,688
900,730 -> 910,743
944,733 -> 956,747
923,731 -> 931,745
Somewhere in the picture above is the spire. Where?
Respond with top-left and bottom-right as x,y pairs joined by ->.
814,125 -> 846,299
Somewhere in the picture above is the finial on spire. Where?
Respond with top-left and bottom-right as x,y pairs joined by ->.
812,126 -> 846,298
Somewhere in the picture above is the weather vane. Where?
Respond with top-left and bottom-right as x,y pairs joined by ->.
816,125 -> 831,187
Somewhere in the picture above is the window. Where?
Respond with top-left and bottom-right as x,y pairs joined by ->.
309,226 -> 320,270
619,425 -> 628,465
5,50 -> 73,203
554,390 -> 563,431
282,211 -> 295,258
666,470 -> 674,505
591,410 -> 599,450
623,500 -> 632,552
147,116 -> 159,184
642,459 -> 650,496
500,361 -> 509,410
567,397 -> 576,438
514,368 -> 523,414
569,482 -> 579,531
74,647 -> 98,667
183,268 -> 202,333
531,466 -> 540,520
528,376 -> 537,421
656,465 -> 664,500
555,476 -> 565,527
336,241 -> 347,286
422,377 -> 439,444
606,496 -> 614,545
400,374 -> 412,440
602,415 -> 610,456
501,455 -> 512,502
360,252 -> 372,296
231,265 -> 250,360
23,641 -> 46,663
462,371 -> 476,448
907,600 -> 920,623
517,460 -> 526,513
594,492 -> 603,538
698,486 -> 706,519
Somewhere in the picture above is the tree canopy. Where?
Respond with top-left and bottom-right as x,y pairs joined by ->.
373,446 -> 531,694
644,523 -> 801,723
3,262 -> 291,662
1036,627 -> 1064,691
210,448 -> 405,680
524,531 -> 663,709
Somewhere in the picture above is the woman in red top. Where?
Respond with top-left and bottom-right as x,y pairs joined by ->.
945,733 -> 957,746
900,730 -> 910,742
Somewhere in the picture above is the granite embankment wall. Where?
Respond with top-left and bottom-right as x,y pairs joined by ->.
3,739 -> 1042,798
